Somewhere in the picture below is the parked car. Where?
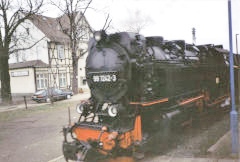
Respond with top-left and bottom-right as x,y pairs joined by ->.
31,88 -> 73,103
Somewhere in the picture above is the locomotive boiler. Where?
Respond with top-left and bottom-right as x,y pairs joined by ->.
62,30 -> 231,161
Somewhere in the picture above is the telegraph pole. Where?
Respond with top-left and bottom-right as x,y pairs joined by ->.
228,0 -> 239,155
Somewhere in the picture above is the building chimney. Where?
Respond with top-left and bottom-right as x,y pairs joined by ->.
192,27 -> 196,45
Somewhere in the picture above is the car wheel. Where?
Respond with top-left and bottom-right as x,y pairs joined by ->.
66,94 -> 71,99
46,98 -> 51,103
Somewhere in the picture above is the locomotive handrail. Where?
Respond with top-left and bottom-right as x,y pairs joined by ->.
206,94 -> 229,107
178,95 -> 205,106
129,97 -> 169,107
129,94 -> 206,108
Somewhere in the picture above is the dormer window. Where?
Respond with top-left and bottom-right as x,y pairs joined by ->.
57,45 -> 65,59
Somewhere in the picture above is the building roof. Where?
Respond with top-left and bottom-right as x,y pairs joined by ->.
9,60 -> 49,69
28,12 -> 92,43
29,14 -> 70,43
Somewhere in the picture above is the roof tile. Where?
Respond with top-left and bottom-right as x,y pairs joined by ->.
9,60 -> 49,69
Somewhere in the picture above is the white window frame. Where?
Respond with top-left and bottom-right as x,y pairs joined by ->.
57,45 -> 65,59
36,74 -> 48,89
59,73 -> 66,88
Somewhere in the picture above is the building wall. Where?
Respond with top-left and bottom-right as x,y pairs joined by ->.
78,45 -> 89,92
7,13 -> 92,94
48,42 -> 73,89
9,19 -> 49,64
35,68 -> 50,91
47,38 -> 91,92
10,68 -> 36,94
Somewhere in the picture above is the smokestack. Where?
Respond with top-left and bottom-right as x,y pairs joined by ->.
192,27 -> 196,45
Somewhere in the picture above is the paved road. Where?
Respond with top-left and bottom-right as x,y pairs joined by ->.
49,156 -> 239,162
0,93 -> 90,162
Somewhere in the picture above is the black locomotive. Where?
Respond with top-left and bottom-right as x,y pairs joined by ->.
62,30 -> 233,161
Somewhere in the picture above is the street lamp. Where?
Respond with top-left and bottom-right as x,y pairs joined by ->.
228,0 -> 239,155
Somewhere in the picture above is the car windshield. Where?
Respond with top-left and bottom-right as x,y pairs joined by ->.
35,90 -> 46,95
56,89 -> 63,94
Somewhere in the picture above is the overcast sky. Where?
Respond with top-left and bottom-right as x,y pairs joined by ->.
45,0 -> 240,52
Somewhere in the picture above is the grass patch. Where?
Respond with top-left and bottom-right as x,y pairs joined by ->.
0,100 -> 79,122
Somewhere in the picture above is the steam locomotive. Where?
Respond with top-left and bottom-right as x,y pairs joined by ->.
62,30 -> 233,161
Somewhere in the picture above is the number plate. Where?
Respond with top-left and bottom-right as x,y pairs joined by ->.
92,74 -> 117,83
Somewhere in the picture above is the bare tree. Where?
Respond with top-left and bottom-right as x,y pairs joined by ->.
50,0 -> 93,94
122,9 -> 152,33
0,0 -> 44,104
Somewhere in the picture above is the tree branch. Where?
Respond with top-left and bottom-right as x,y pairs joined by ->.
9,36 -> 46,54
102,14 -> 112,31
8,0 -> 44,40
77,49 -> 87,60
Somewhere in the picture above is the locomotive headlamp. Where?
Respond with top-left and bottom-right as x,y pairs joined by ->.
94,31 -> 102,41
76,103 -> 84,114
108,105 -> 118,117
94,30 -> 107,42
